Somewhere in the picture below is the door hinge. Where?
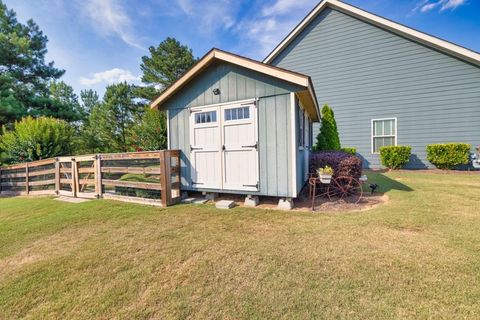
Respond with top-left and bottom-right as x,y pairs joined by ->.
192,182 -> 204,185
243,182 -> 259,189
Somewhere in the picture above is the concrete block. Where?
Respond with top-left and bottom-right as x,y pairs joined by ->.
244,195 -> 259,207
277,198 -> 294,210
181,191 -> 189,199
204,192 -> 219,201
215,200 -> 235,209
192,198 -> 208,204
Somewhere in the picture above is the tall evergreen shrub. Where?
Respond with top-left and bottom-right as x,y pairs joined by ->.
315,104 -> 341,150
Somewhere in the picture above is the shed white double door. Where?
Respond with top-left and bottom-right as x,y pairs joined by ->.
190,101 -> 259,192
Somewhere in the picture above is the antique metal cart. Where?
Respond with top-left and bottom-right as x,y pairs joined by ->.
309,174 -> 363,210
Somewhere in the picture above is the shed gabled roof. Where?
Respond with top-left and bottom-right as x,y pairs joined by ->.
150,48 -> 320,121
264,0 -> 480,67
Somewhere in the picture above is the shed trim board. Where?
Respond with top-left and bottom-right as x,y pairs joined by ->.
151,48 -> 320,121
290,92 -> 297,197
263,0 -> 480,67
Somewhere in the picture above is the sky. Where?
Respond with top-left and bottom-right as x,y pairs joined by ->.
4,0 -> 480,97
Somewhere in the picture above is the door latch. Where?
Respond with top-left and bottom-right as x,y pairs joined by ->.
241,142 -> 258,150
243,182 -> 259,189
190,145 -> 203,151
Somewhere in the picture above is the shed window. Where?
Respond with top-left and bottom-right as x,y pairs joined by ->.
225,107 -> 249,121
195,111 -> 217,124
372,118 -> 396,153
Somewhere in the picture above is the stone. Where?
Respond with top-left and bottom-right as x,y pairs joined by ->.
215,200 -> 235,209
244,195 -> 259,207
192,198 -> 209,204
277,198 -> 294,210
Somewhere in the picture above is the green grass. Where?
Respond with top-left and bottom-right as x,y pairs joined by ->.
0,171 -> 479,319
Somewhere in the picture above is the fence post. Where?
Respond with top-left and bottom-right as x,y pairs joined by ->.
95,154 -> 102,198
55,158 -> 60,195
160,151 -> 171,206
25,163 -> 29,195
71,158 -> 77,198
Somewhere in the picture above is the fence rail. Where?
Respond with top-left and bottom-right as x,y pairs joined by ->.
0,150 -> 181,206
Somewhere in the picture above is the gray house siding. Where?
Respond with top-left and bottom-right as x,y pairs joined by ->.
165,62 -> 301,197
271,7 -> 480,168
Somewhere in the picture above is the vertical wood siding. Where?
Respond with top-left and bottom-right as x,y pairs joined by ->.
271,8 -> 480,168
165,62 -> 300,196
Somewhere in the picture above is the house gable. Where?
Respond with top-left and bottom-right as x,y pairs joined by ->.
269,6 -> 480,168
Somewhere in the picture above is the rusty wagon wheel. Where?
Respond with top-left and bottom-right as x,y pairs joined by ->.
330,175 -> 363,204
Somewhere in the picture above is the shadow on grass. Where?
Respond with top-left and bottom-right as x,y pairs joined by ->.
365,172 -> 414,193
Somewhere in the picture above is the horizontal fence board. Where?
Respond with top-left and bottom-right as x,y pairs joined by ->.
60,179 -> 73,184
1,181 -> 26,187
60,168 -> 73,173
103,194 -> 163,206
1,172 -> 26,178
102,179 -> 162,190
1,163 -> 26,170
100,151 -> 161,160
78,168 -> 95,173
29,190 -> 56,196
101,166 -> 161,174
28,179 -> 56,186
58,190 -> 74,196
78,179 -> 96,185
28,168 -> 56,177
28,159 -> 56,167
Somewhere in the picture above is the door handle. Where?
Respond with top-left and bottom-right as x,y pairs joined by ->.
241,142 -> 258,149
190,146 -> 203,151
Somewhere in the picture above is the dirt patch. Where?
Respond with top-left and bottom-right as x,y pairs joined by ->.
192,190 -> 388,213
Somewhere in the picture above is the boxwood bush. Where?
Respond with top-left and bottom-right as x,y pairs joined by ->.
426,143 -> 471,169
340,147 -> 356,155
379,146 -> 411,169
310,151 -> 362,179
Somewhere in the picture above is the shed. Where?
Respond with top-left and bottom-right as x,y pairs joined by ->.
151,49 -> 319,198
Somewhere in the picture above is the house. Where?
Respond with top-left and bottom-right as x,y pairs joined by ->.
150,49 -> 319,205
265,0 -> 480,169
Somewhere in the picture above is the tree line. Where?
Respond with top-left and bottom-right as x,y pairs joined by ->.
0,0 -> 197,164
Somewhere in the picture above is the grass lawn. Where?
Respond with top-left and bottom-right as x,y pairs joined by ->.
0,171 -> 479,319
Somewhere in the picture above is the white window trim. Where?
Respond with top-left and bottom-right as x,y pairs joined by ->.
371,117 -> 397,154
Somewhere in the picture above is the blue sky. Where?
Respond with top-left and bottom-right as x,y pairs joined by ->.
4,0 -> 480,97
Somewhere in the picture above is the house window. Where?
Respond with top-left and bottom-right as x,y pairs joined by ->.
372,118 -> 397,153
298,108 -> 305,147
225,106 -> 249,121
195,111 -> 217,124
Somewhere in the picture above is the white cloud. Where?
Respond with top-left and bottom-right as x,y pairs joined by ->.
234,0 -> 317,58
417,0 -> 467,13
262,0 -> 315,16
80,0 -> 145,50
80,68 -> 140,86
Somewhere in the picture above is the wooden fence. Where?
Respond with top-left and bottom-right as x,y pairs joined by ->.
0,150 -> 181,206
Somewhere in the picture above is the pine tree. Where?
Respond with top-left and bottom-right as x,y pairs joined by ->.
315,104 -> 341,150
137,37 -> 197,100
0,0 -> 64,126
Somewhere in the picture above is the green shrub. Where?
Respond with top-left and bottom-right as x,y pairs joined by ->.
341,147 -> 356,155
315,104 -> 341,151
426,143 -> 471,169
379,146 -> 411,169
0,116 -> 74,164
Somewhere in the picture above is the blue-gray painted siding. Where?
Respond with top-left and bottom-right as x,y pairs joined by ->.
271,7 -> 480,169
166,62 -> 300,197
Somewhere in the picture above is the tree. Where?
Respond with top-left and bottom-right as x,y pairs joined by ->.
315,104 -> 341,151
80,89 -> 100,115
130,107 -> 167,151
0,1 -> 64,126
0,116 -> 73,163
28,81 -> 82,123
83,82 -> 142,153
138,37 -> 197,100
